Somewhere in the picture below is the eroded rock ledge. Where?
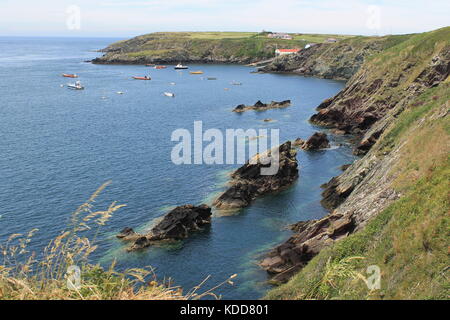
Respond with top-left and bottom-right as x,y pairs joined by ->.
213,141 -> 298,209
117,204 -> 212,251
233,100 -> 291,113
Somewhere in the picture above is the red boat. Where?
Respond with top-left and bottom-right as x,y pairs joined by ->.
154,66 -> 167,69
132,76 -> 151,80
62,73 -> 78,78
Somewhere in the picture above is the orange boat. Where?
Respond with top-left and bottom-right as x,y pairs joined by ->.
132,76 -> 151,80
154,66 -> 167,69
62,73 -> 78,78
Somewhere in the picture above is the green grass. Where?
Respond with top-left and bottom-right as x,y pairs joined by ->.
266,83 -> 450,300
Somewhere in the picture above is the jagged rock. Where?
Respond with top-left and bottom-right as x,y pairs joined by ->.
260,213 -> 356,283
150,204 -> 212,241
232,100 -> 291,113
213,142 -> 299,209
118,205 -> 212,251
301,132 -> 330,150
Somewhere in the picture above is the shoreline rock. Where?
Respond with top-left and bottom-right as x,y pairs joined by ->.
213,141 -> 299,209
117,205 -> 212,251
260,212 -> 356,283
233,100 -> 291,113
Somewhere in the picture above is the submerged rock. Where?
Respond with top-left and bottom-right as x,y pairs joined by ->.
233,100 -> 291,113
213,141 -> 299,209
118,205 -> 212,251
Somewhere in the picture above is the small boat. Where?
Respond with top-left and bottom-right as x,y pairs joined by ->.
231,81 -> 242,86
132,76 -> 151,80
207,77 -> 217,80
63,73 -> 78,78
174,63 -> 188,70
67,81 -> 84,90
164,92 -> 175,97
154,65 -> 167,69
116,91 -> 124,95
190,71 -> 204,75
145,64 -> 155,67
170,82 -> 176,85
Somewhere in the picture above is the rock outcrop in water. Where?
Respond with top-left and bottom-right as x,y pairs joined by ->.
233,100 -> 291,113
213,142 -> 299,209
118,205 -> 212,251
293,132 -> 330,150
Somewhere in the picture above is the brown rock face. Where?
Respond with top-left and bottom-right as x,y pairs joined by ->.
213,142 -> 299,209
233,100 -> 291,113
117,205 -> 212,251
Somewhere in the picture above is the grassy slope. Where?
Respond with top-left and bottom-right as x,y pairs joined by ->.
266,82 -> 449,300
97,32 -> 354,63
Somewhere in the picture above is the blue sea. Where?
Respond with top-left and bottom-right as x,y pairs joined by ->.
0,37 -> 355,299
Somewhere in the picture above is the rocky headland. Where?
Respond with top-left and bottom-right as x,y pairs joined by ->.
91,32 -> 318,65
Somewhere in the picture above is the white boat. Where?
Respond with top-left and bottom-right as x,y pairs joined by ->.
231,81 -> 242,86
174,63 -> 188,70
164,92 -> 175,97
67,81 -> 84,90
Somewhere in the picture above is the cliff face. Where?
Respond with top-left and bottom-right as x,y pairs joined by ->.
262,27 -> 450,298
259,35 -> 412,80
92,32 -> 311,65
310,28 -> 450,155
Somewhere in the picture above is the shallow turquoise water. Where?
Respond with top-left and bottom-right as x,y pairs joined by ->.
0,37 -> 355,299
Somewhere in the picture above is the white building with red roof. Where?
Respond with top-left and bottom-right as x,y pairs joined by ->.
275,48 -> 300,56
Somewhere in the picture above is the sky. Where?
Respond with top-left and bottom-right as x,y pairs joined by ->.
0,0 -> 449,38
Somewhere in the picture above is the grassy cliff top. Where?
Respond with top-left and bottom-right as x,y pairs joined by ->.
94,31 -> 356,64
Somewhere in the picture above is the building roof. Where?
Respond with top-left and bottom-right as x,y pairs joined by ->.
276,49 -> 300,53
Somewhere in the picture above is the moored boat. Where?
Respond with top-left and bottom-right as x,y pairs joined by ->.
164,92 -> 175,97
132,76 -> 151,80
190,71 -> 204,75
174,63 -> 188,70
67,81 -> 84,90
155,65 -> 167,69
62,73 -> 78,78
